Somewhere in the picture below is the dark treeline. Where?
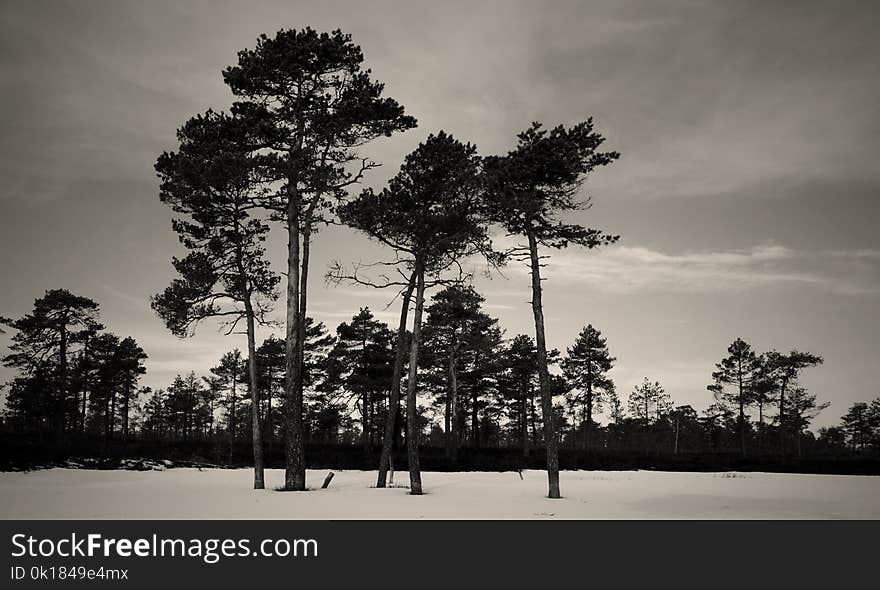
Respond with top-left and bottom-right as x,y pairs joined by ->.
3,28 -> 879,492
3,288 -> 879,474
1,290 -> 147,446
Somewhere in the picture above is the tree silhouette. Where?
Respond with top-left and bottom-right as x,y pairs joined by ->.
765,350 -> 823,457
211,350 -> 246,465
255,335 -> 285,446
223,28 -> 416,490
484,120 -> 619,498
152,109 -> 278,489
2,289 -> 101,441
628,378 -> 671,425
500,335 -> 539,457
787,386 -> 829,458
336,132 -> 491,494
840,402 -> 874,451
114,336 -> 148,442
422,285 -> 497,460
708,338 -> 761,457
561,325 -> 615,449
324,308 -> 394,452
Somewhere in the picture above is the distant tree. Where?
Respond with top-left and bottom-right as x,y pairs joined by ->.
499,335 -> 539,457
324,309 -> 394,451
1,289 -> 100,441
70,322 -> 103,434
336,132 -> 491,494
708,338 -> 762,457
669,405 -> 699,455
256,335 -> 285,444
840,401 -> 873,451
422,285 -> 496,460
141,388 -> 170,439
165,373 -> 205,441
114,337 -> 148,441
199,375 -> 223,438
88,332 -> 121,439
872,399 -> 880,452
484,120 -> 619,498
607,387 -> 625,424
817,425 -> 847,451
211,350 -> 246,465
787,386 -> 829,457
750,358 -> 776,454
224,28 -> 416,490
765,350 -> 823,457
628,378 -> 671,425
152,109 -> 279,489
561,325 -> 615,449
458,309 -> 504,450
201,375 -> 223,437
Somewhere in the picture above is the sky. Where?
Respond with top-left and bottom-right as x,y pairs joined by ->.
1,0 -> 878,430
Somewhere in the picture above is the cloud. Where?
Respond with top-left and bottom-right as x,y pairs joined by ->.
501,242 -> 880,295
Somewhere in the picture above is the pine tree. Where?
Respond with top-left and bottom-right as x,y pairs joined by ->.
708,338 -> 761,457
628,378 -> 671,425
561,325 -> 615,449
152,109 -> 278,489
765,349 -> 823,457
422,285 -> 497,460
324,309 -> 394,451
483,120 -> 619,498
336,132 -> 491,494
224,28 -> 416,490
211,351 -> 246,465
113,336 -> 148,441
787,386 -> 829,458
1,289 -> 101,441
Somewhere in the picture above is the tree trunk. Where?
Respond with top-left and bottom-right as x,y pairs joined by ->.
264,370 -> 273,451
377,271 -> 415,487
283,154 -> 306,491
521,381 -> 530,457
585,392 -> 593,450
527,230 -> 560,499
585,363 -> 593,450
778,377 -> 788,459
471,385 -> 479,449
405,266 -> 426,495
56,320 -> 68,442
245,304 -> 265,489
757,402 -> 763,455
738,361 -> 746,457
447,346 -> 459,462
444,394 -> 451,458
228,375 -> 237,466
80,338 -> 90,434
673,418 -> 680,455
108,384 -> 116,441
529,386 -> 538,448
122,374 -> 131,441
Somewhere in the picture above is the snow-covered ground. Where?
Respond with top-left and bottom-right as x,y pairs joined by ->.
1,468 -> 878,519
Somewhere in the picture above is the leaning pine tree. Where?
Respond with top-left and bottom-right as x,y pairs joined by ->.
335,132 -> 493,494
223,28 -> 416,490
484,120 -> 620,498
764,349 -> 822,458
152,110 -> 278,489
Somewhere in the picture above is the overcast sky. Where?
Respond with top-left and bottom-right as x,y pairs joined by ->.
1,0 -> 878,429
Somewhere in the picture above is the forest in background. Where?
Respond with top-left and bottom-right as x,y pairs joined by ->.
2,287 -> 878,474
